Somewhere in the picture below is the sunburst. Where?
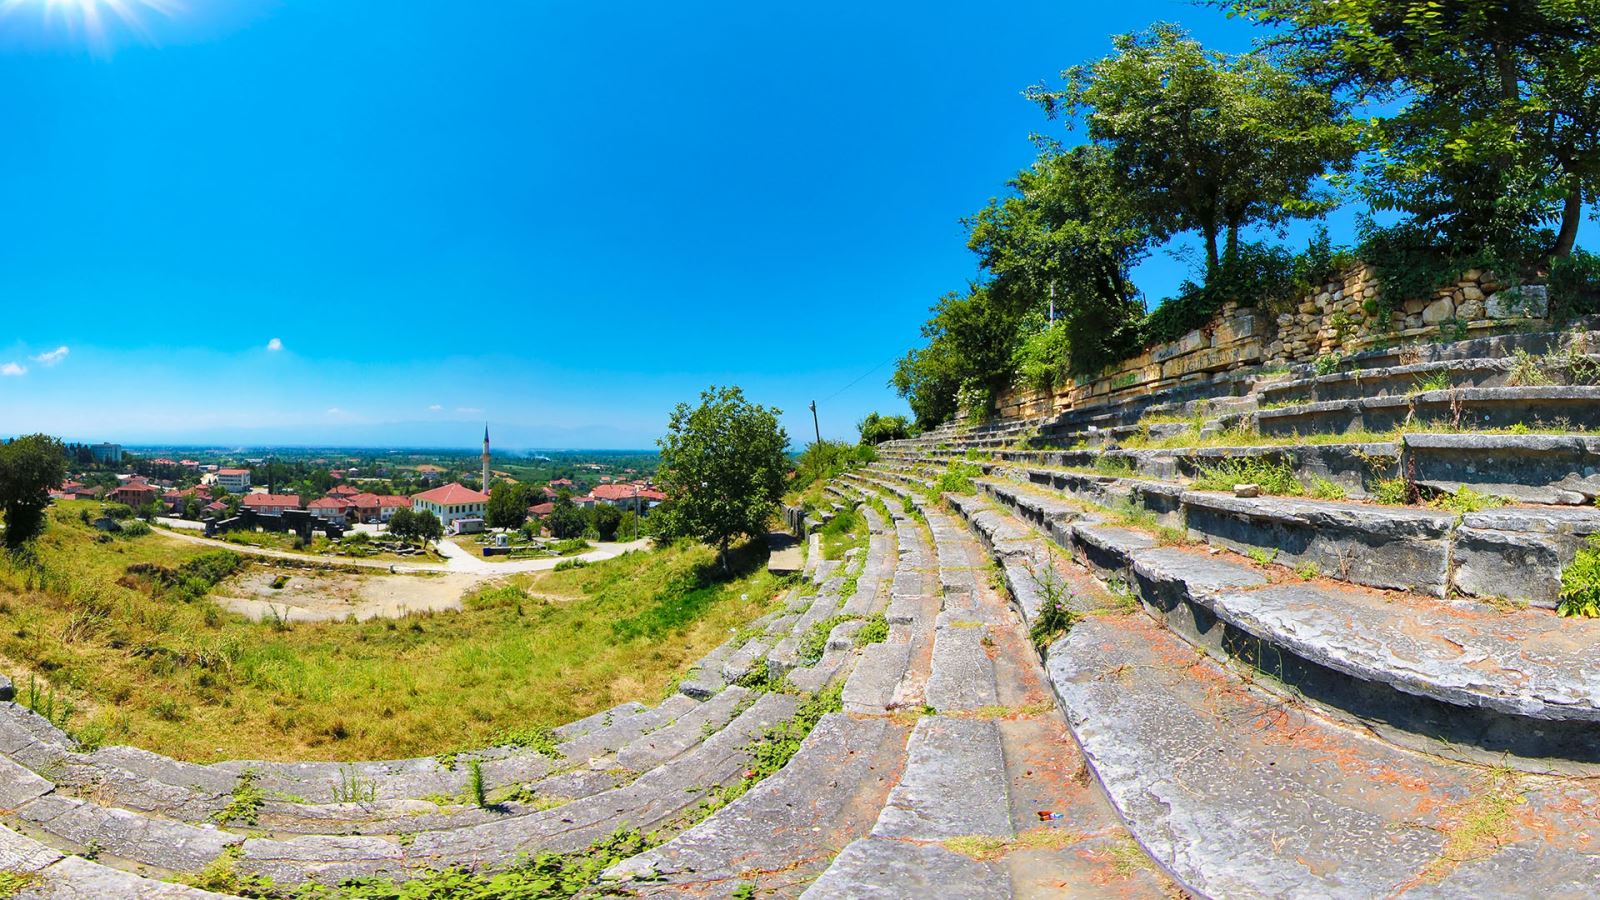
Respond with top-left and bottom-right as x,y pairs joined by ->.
0,0 -> 182,49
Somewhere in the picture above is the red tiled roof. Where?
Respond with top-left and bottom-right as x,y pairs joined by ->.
528,502 -> 555,516
308,497 -> 351,510
412,483 -> 488,505
548,478 -> 574,487
243,494 -> 301,509
111,483 -> 157,495
327,485 -> 360,496
591,483 -> 644,501
348,493 -> 411,508
637,488 -> 666,502
217,468 -> 250,476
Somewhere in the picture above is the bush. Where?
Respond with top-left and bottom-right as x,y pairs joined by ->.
1012,320 -> 1073,392
1190,457 -> 1303,496
1549,249 -> 1600,321
857,412 -> 914,445
934,461 -> 983,496
1144,235 -> 1352,345
1559,535 -> 1600,618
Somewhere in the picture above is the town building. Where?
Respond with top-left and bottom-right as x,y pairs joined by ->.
307,497 -> 352,525
108,481 -> 158,507
347,493 -> 411,524
411,482 -> 488,529
215,468 -> 252,494
242,494 -> 301,516
89,442 -> 123,464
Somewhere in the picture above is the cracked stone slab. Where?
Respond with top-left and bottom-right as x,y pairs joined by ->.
925,623 -> 998,713
0,754 -> 54,809
1180,492 -> 1455,596
800,837 -> 1010,900
56,746 -> 237,821
843,642 -> 913,714
0,822 -> 61,873
16,794 -> 240,873
239,832 -> 407,886
872,716 -> 1010,841
615,685 -> 752,772
381,692 -> 801,877
604,713 -> 910,891
1047,607 -> 1600,898
0,704 -> 75,772
1210,582 -> 1600,722
19,855 -> 239,899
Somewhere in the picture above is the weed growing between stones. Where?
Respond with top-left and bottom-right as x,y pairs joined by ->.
818,508 -> 866,561
332,765 -> 377,804
1191,457 -> 1304,496
852,614 -> 889,648
734,658 -> 783,692
1370,478 -> 1413,506
214,769 -> 266,826
493,725 -> 563,760
1295,562 -> 1321,581
797,614 -> 858,665
695,682 -> 845,819
469,760 -> 488,809
730,882 -> 757,900
1307,476 -> 1347,501
1093,455 -> 1137,477
1418,767 -> 1525,884
0,871 -> 38,899
932,461 -> 984,497
1558,535 -> 1600,617
1247,548 -> 1280,567
1026,550 -> 1078,652
1427,486 -> 1507,515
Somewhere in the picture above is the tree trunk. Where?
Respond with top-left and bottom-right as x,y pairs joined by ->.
1225,222 -> 1240,264
1203,227 -> 1220,278
1553,187 -> 1583,258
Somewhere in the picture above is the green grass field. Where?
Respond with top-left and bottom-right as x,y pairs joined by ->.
0,501 -> 785,762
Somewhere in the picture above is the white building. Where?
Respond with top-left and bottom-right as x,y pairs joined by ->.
215,468 -> 252,494
411,482 -> 489,529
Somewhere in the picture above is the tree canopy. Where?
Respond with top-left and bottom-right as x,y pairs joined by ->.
654,385 -> 788,566
0,434 -> 67,547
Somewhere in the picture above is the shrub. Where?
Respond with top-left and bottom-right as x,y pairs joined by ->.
117,519 -> 151,538
1427,486 -> 1507,515
1012,321 -> 1073,392
934,461 -> 983,496
1559,536 -> 1600,617
1370,478 -> 1413,506
1191,457 -> 1303,496
1548,249 -> 1600,321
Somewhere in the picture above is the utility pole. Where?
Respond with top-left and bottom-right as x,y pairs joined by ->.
809,400 -> 822,447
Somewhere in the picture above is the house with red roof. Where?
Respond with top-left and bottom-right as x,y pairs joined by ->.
327,484 -> 361,498
528,501 -> 555,518
347,493 -> 411,524
242,493 -> 301,516
108,481 -> 159,508
412,482 -> 488,529
308,497 -> 353,525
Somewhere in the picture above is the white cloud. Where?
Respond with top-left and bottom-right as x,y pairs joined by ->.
325,407 -> 346,416
456,406 -> 484,414
0,362 -> 24,377
30,346 -> 68,367
266,338 -> 283,352
427,404 -> 444,412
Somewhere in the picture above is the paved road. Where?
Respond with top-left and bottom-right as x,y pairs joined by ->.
154,525 -> 651,577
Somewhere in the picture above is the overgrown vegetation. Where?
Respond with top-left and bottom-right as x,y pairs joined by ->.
1558,535 -> 1600,619
1190,457 -> 1304,496
0,503 -> 782,761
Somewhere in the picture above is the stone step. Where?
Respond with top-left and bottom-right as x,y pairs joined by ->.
974,464 -> 1600,608
924,617 -> 998,713
1050,611 -> 1600,898
871,716 -> 1010,842
603,712 -> 912,895
1257,385 -> 1600,436
235,691 -> 802,885
9,792 -> 240,875
802,837 -> 1009,900
615,685 -> 753,773
962,473 -> 1600,771
842,642 -> 914,715
18,853 -> 240,899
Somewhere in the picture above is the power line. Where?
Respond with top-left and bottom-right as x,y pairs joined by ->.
818,356 -> 898,405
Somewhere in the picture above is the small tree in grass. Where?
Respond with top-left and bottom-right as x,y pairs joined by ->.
654,385 -> 788,570
0,434 -> 67,548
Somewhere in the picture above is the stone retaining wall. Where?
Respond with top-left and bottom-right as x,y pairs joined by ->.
990,263 -> 1553,423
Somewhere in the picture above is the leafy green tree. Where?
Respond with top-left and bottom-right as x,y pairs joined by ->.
1030,23 -> 1357,278
545,497 -> 587,539
891,286 -> 1022,427
591,503 -> 623,542
654,385 -> 789,568
966,146 -> 1150,375
486,483 -> 530,530
1224,0 -> 1600,257
0,434 -> 67,547
387,507 -> 416,540
411,510 -> 443,545
857,412 -> 913,445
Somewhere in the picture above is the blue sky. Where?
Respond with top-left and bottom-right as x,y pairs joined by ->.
2,0 -> 1361,449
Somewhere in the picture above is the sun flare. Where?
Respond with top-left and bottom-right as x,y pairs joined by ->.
0,0 -> 180,48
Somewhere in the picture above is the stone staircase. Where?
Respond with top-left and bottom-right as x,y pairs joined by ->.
850,320 -> 1600,896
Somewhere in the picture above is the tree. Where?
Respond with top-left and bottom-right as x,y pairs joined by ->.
654,385 -> 788,568
891,286 -> 1022,427
1224,0 -> 1600,258
545,497 -> 587,539
486,483 -> 529,530
966,146 -> 1151,375
0,434 -> 67,547
591,503 -> 623,542
411,510 -> 443,545
857,412 -> 913,445
388,508 -> 416,539
1030,23 -> 1357,278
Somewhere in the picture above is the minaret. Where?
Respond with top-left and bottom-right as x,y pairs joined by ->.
481,424 -> 491,494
